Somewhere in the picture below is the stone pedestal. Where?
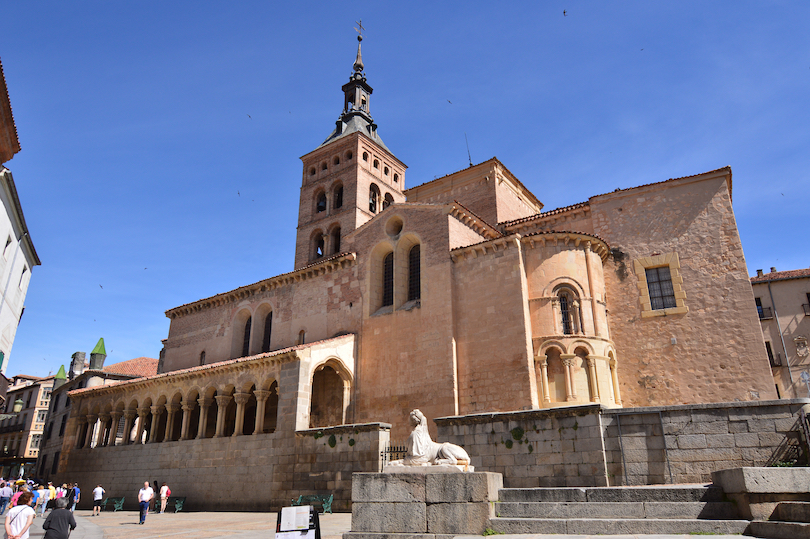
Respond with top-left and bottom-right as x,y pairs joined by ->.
343,471 -> 502,539
712,467 -> 810,520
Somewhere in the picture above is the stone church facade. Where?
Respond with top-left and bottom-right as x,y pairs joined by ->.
59,38 -> 777,508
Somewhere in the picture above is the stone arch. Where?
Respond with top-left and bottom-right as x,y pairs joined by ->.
242,383 -> 258,436
314,188 -> 327,214
203,387 -> 218,438
262,379 -> 279,433
331,180 -> 344,210
251,302 -> 274,354
231,308 -> 253,359
310,228 -> 325,260
369,183 -> 380,213
327,222 -> 342,255
571,341 -> 596,357
308,357 -> 353,428
395,232 -> 422,306
543,346 -> 567,403
367,241 -> 395,315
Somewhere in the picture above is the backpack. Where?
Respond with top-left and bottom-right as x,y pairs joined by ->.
166,488 -> 171,497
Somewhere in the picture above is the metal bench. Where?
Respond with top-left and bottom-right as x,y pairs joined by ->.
291,494 -> 333,514
101,497 -> 125,511
167,496 -> 186,513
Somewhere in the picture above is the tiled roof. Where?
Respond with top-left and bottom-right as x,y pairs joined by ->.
102,357 -> 159,377
500,201 -> 590,228
751,268 -> 810,284
449,200 -> 503,238
0,58 -> 21,163
590,166 -> 732,200
69,334 -> 356,397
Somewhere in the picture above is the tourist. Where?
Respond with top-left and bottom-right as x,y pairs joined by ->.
158,483 -> 170,514
3,491 -> 34,539
137,482 -> 153,525
33,486 -> 46,518
41,497 -> 75,539
0,483 -> 12,515
42,483 -> 55,517
65,484 -> 79,512
8,487 -> 26,510
92,484 -> 104,516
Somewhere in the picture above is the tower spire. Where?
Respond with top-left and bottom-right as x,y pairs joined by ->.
353,35 -> 364,74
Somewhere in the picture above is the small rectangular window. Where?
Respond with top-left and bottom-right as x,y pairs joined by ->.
18,266 -> 27,289
59,415 -> 67,437
51,451 -> 60,474
645,267 -> 677,310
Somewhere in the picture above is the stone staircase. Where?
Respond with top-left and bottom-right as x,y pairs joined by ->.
748,501 -> 810,539
489,484 -> 751,536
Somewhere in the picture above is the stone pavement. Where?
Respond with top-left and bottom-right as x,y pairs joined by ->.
23,510 -> 769,539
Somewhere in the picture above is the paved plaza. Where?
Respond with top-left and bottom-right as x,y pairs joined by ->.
20,509 -> 767,539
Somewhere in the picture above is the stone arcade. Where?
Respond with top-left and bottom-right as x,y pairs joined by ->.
53,37 -> 784,511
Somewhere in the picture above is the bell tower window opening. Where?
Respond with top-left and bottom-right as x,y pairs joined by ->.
315,236 -> 325,258
382,252 -> 394,307
332,227 -> 341,254
321,162 -> 328,171
645,266 -> 677,310
369,184 -> 380,213
316,192 -> 327,213
373,159 -> 379,169
383,193 -> 394,210
262,312 -> 273,353
242,316 -> 252,357
333,156 -> 340,166
333,185 -> 343,209
408,245 -> 421,301
362,152 -> 368,161
393,173 -> 399,183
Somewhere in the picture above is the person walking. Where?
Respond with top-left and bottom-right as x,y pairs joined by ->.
3,491 -> 34,539
41,498 -> 75,539
42,484 -> 55,517
33,486 -> 46,518
0,483 -> 12,515
137,482 -> 153,525
68,484 -> 79,512
158,483 -> 169,514
91,485 -> 105,517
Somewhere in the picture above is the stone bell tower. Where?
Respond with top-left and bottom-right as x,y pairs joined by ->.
294,34 -> 407,270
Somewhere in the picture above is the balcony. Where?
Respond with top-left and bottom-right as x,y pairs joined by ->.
758,307 -> 773,320
770,353 -> 783,367
803,304 -> 810,316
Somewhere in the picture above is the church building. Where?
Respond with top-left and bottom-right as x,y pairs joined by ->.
59,37 -> 777,508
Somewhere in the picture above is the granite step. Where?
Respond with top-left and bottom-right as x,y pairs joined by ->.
773,501 -> 810,523
498,484 -> 725,503
495,500 -> 740,520
489,516 -> 750,535
748,520 -> 810,539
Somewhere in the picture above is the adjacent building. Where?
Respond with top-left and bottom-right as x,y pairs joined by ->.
36,338 -> 157,481
0,58 -> 41,375
0,374 -> 53,478
751,267 -> 810,399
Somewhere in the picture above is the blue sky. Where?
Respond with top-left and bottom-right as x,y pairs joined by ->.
2,2 -> 808,377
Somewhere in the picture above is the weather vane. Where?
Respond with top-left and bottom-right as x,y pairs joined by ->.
354,20 -> 365,39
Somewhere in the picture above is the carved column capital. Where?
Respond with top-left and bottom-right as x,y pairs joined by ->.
124,411 -> 137,420
561,356 -> 576,368
150,405 -> 164,416
586,357 -> 597,368
253,390 -> 272,402
181,403 -> 195,413
197,397 -> 213,409
166,403 -> 181,414
86,414 -> 98,423
215,395 -> 233,407
137,408 -> 150,418
233,392 -> 251,406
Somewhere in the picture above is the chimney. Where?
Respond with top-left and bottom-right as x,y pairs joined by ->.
770,267 -> 777,273
89,338 -> 107,370
69,352 -> 86,379
756,269 -> 763,277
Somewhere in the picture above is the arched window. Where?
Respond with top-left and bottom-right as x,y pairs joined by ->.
262,312 -> 273,353
382,252 -> 394,307
298,330 -> 306,345
332,156 -> 340,166
199,351 -> 206,366
373,159 -> 379,169
557,288 -> 580,335
369,184 -> 380,213
333,186 -> 343,209
383,193 -> 394,210
408,245 -> 421,301
242,316 -> 252,356
314,234 -> 324,258
316,192 -> 327,213
331,227 -> 341,254
362,152 -> 368,161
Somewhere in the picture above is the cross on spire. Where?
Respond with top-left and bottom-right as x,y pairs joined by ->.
354,20 -> 364,38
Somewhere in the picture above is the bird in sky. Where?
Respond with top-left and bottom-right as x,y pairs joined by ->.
563,10 -> 567,16
99,285 -> 103,289
238,191 -> 241,196
447,100 -> 452,104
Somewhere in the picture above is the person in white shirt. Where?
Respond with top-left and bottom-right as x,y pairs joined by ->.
137,482 -> 153,525
92,485 -> 105,517
4,491 -> 34,539
158,484 -> 169,514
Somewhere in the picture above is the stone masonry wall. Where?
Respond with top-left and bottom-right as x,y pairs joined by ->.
59,422 -> 389,512
436,399 -> 810,489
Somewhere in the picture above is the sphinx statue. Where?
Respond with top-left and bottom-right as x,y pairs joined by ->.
388,409 -> 473,471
